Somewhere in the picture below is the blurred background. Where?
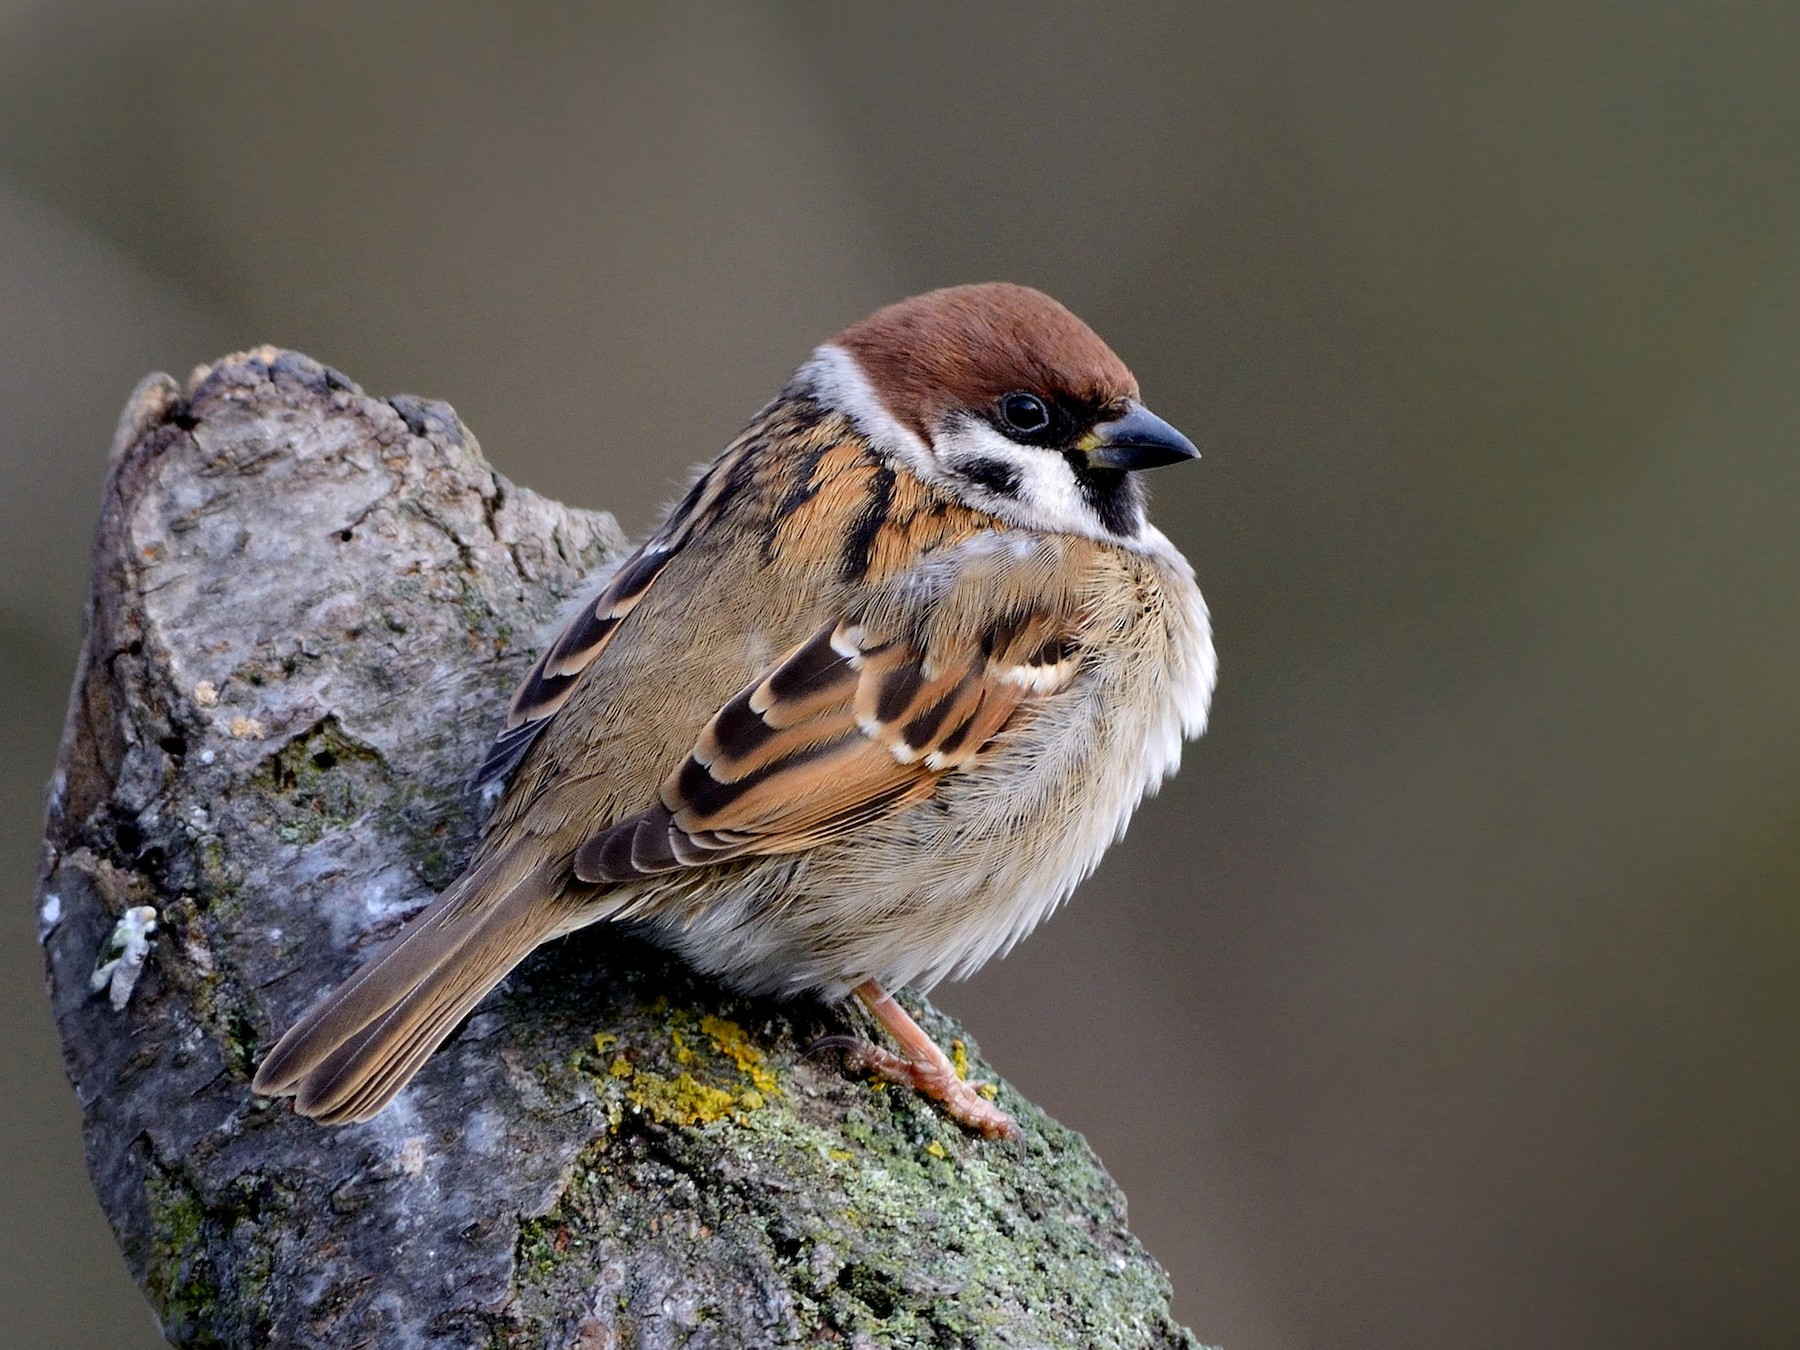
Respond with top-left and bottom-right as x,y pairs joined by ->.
4,3 -> 1799,1346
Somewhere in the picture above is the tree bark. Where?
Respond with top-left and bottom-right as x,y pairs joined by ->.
37,349 -> 1202,1349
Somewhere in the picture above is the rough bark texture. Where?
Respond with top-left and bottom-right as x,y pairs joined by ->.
37,349 -> 1201,1349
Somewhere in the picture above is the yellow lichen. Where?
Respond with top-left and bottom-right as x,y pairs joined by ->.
626,1072 -> 737,1127
977,1082 -> 997,1100
700,1014 -> 781,1094
924,1140 -> 948,1159
590,1014 -> 781,1125
951,1039 -> 970,1081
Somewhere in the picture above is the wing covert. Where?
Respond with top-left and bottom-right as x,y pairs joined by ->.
471,431 -> 761,793
572,598 -> 1084,885
471,543 -> 680,791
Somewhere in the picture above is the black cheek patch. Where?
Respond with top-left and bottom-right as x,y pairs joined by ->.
956,456 -> 1023,497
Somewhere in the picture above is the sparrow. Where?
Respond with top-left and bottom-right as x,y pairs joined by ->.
253,283 -> 1215,1140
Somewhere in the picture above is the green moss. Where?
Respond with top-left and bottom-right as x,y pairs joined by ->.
158,895 -> 263,1079
144,1167 -> 222,1345
258,717 -> 388,847
404,820 -> 463,891
515,1220 -> 562,1285
196,834 -> 236,896
504,992 -> 1196,1349
143,1166 -> 283,1348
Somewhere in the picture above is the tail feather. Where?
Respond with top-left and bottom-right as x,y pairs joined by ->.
252,850 -> 511,1096
253,843 -> 573,1121
292,889 -> 553,1123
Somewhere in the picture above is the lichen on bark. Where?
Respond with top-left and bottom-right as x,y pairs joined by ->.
37,349 -> 1202,1348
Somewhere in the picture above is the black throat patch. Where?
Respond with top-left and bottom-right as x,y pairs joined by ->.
1063,453 -> 1145,537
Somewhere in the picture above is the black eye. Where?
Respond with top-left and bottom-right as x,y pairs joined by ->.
999,392 -> 1050,436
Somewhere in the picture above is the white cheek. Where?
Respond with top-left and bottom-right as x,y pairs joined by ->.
932,420 -> 1108,539
799,346 -> 1154,548
798,344 -> 937,479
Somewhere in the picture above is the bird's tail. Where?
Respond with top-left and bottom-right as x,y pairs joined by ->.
252,841 -> 574,1124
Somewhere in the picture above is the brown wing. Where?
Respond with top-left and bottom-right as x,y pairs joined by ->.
473,439 -> 759,791
472,544 -> 677,789
572,606 -> 1083,883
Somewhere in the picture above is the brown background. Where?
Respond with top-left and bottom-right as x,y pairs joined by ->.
4,4 -> 1799,1347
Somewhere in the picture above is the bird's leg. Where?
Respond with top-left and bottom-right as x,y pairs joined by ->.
823,980 -> 1021,1141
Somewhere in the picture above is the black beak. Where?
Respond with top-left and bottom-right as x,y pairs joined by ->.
1084,402 -> 1200,471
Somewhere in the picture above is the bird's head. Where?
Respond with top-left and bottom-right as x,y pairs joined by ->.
804,282 -> 1198,543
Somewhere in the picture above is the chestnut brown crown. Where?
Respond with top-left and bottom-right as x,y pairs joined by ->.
833,283 -> 1140,441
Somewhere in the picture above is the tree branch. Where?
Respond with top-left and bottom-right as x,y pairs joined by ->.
37,349 -> 1200,1348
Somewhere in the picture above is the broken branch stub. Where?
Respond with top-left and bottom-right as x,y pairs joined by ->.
37,348 -> 1200,1348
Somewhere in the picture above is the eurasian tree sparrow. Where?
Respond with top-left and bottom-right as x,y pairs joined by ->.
254,283 -> 1216,1139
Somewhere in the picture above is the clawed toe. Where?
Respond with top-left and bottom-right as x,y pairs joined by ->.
934,1077 -> 1022,1142
813,982 -> 1026,1142
816,1029 -> 1022,1142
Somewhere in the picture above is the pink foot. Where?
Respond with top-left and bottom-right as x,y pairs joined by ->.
818,1034 -> 1022,1142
